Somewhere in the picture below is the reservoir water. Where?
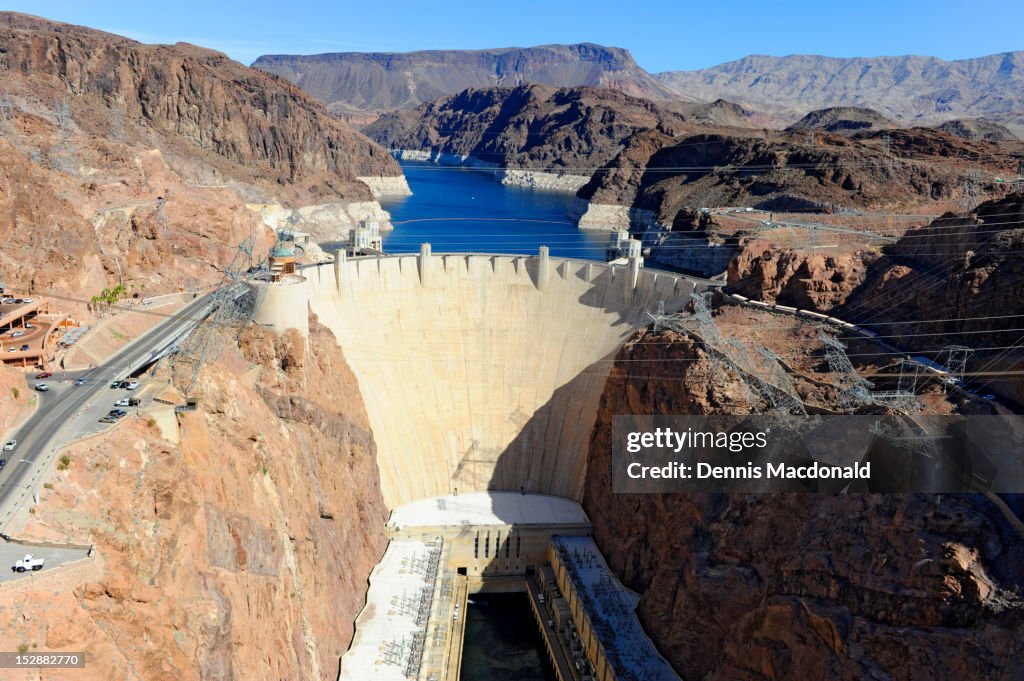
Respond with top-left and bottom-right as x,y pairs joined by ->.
459,593 -> 557,681
379,162 -> 607,260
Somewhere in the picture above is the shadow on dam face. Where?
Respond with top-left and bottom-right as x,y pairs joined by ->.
303,251 -> 706,509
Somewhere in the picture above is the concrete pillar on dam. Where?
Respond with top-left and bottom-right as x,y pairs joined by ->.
333,249 -> 346,290
626,239 -> 644,299
418,243 -> 433,286
537,246 -> 550,290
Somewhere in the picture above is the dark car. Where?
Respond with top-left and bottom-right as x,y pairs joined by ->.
109,409 -> 128,419
35,371 -> 52,379
110,380 -> 124,389
0,458 -> 6,469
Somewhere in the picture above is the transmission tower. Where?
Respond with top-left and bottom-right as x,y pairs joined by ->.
818,331 -> 874,412
170,232 -> 264,395
659,293 -> 808,415
110,105 -> 124,141
941,345 -> 974,391
881,132 -> 891,157
806,129 -> 815,146
0,91 -> 13,126
961,169 -> 982,213
50,97 -> 78,176
1015,161 -> 1024,194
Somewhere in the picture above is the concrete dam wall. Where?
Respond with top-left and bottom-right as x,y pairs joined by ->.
277,251 -> 705,509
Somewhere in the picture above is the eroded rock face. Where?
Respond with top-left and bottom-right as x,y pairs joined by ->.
0,12 -> 400,196
583,329 -> 1024,680
726,240 -> 877,310
2,320 -> 388,680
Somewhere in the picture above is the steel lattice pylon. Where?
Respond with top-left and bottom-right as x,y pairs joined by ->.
652,293 -> 808,416
170,232 -> 265,394
818,331 -> 874,412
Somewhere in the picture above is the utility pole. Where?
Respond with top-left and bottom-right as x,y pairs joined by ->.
1015,160 -> 1024,194
961,169 -> 981,213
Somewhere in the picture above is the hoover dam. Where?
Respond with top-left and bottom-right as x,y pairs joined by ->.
252,246 -> 710,680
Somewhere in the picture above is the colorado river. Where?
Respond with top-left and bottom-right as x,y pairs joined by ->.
380,162 -> 606,259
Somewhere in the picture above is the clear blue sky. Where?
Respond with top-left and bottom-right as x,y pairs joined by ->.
7,0 -> 1023,72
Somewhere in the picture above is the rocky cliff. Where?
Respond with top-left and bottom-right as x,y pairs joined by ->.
584,325 -> 1024,680
0,12 -> 406,312
656,52 -> 1024,127
576,126 -> 1021,231
724,194 -> 1024,406
253,43 -> 677,116
0,318 -> 389,681
364,84 -> 711,190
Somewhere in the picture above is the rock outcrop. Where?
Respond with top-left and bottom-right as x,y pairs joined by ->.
0,12 -> 403,303
936,118 -> 1020,142
253,43 -> 676,116
785,106 -> 898,134
583,326 -> 1024,680
1,319 -> 389,681
576,127 -> 1021,232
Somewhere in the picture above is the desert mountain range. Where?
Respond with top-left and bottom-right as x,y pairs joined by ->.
254,44 -> 1024,133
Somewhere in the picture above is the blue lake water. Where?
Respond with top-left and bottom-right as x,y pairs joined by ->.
379,162 -> 607,260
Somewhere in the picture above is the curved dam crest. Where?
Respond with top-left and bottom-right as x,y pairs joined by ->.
256,250 -> 708,509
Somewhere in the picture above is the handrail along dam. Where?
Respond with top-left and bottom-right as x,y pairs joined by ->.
252,246 -> 707,681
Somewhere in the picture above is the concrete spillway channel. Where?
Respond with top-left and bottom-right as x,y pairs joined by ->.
251,248 -> 709,681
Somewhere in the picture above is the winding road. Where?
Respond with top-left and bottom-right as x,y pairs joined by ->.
0,293 -> 214,531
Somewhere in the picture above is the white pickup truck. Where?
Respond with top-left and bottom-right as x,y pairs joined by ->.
12,554 -> 44,573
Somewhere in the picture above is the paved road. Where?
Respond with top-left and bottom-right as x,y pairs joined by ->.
0,293 -> 214,530
0,543 -> 90,583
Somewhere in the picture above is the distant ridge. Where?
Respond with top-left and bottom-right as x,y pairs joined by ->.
655,52 -> 1024,127
252,43 -> 677,115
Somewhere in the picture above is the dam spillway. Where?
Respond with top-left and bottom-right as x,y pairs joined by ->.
258,249 -> 707,508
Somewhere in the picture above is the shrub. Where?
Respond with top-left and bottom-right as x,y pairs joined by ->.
57,454 -> 71,471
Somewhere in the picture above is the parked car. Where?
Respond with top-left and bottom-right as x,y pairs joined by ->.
12,554 -> 45,573
125,379 -> 140,390
19,344 -> 28,351
22,298 -> 33,303
35,371 -> 52,379
24,323 -> 33,329
110,409 -> 127,418
98,416 -> 116,423
983,393 -> 996,400
10,331 -> 22,338
114,398 -> 130,407
3,440 -> 16,451
34,383 -> 49,392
